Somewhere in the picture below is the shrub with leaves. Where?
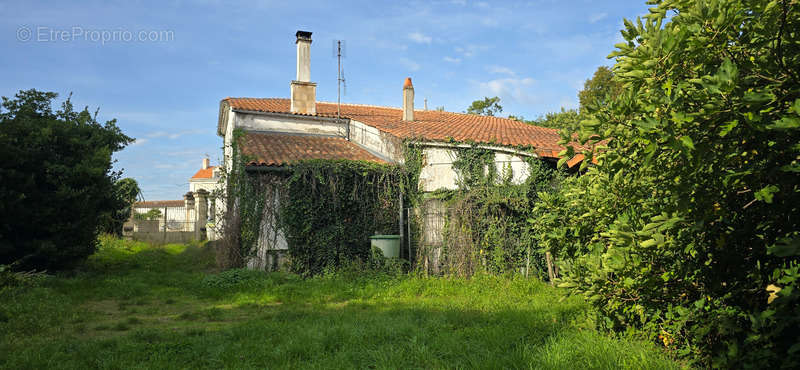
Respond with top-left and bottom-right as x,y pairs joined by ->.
0,90 -> 132,271
543,0 -> 799,366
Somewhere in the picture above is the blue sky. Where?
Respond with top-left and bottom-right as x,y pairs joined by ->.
1,0 -> 648,200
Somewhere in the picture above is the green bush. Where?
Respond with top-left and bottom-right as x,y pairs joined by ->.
0,90 -> 132,271
539,0 -> 799,366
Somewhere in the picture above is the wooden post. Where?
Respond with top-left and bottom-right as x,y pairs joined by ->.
399,193 -> 404,259
525,247 -> 531,278
162,206 -> 168,245
545,251 -> 556,286
407,208 -> 412,267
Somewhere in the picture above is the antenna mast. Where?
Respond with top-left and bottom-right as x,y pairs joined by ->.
334,40 -> 349,140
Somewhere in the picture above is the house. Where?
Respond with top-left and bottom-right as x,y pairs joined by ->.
217,30 -> 585,269
189,158 -> 223,240
189,158 -> 221,193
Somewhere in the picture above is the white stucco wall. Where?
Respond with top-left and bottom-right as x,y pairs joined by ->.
236,112 -> 346,137
494,153 -> 531,185
417,147 -> 535,192
133,206 -> 195,232
348,119 -> 404,162
418,147 -> 459,192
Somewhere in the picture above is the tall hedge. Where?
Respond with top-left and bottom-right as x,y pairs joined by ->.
540,0 -> 799,366
0,90 -> 132,270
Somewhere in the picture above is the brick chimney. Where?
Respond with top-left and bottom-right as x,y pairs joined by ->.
290,30 -> 316,115
403,77 -> 414,121
202,158 -> 210,170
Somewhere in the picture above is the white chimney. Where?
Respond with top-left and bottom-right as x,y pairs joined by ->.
202,158 -> 210,170
290,30 -> 316,115
403,77 -> 414,121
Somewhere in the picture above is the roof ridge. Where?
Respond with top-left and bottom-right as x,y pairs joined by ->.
225,97 -> 556,131
316,100 -> 402,110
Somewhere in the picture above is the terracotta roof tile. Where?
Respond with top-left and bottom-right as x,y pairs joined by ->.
239,132 -> 387,166
191,166 -> 216,179
224,98 -> 583,161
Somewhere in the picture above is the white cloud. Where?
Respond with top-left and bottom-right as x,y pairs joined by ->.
399,57 -> 420,71
408,32 -> 432,44
559,97 -> 579,110
487,65 -> 515,76
146,129 -> 208,140
443,56 -> 462,63
478,77 -> 539,105
589,12 -> 608,23
131,138 -> 149,146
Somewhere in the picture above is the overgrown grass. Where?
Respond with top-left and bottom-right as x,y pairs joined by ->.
0,236 -> 682,369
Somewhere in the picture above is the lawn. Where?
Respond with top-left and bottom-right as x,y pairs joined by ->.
0,237 -> 681,369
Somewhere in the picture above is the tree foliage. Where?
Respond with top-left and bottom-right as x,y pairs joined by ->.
0,89 -> 133,270
466,96 -> 503,116
537,0 -> 799,366
578,66 -> 624,113
100,178 -> 141,235
529,108 -> 582,132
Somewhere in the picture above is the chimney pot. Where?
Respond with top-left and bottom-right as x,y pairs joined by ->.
202,158 -> 210,170
403,77 -> 414,121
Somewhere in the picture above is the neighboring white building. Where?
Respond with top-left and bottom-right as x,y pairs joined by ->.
189,158 -> 222,193
216,30 -> 587,269
189,158 -> 223,240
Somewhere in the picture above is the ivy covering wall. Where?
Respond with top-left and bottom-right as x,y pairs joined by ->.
280,160 -> 401,275
220,130 -> 409,275
427,144 -> 564,277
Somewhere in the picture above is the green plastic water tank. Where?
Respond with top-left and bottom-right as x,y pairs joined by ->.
369,234 -> 401,258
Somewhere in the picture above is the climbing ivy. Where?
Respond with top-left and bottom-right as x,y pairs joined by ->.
451,144 -> 497,189
435,144 -> 564,277
280,160 -> 401,276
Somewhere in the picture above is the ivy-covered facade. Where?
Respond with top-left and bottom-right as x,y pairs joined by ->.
214,31 -> 585,274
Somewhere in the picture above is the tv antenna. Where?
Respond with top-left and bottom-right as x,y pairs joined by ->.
333,40 -> 348,139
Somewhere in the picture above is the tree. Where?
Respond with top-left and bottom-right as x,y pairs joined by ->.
577,66 -> 623,113
540,0 -> 799,366
466,96 -> 503,116
100,178 -> 141,235
0,90 -> 133,270
529,108 -> 581,132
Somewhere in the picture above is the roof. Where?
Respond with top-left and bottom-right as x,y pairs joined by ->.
222,98 -> 580,160
134,200 -> 185,208
191,166 -> 216,180
239,132 -> 388,167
